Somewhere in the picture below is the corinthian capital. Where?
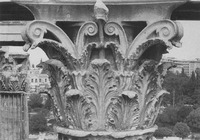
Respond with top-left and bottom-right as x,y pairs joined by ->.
21,0 -> 184,139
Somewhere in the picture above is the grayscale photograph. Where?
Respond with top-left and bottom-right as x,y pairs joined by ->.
0,0 -> 200,140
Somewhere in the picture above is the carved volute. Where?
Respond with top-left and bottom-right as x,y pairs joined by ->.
21,0 -> 184,139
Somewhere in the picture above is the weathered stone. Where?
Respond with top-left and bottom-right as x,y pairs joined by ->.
21,0 -> 185,139
0,47 -> 29,140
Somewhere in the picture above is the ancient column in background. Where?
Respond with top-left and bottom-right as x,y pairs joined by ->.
0,48 -> 29,140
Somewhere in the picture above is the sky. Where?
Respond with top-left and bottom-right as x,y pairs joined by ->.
164,20 -> 200,60
9,47 -> 48,65
8,20 -> 200,65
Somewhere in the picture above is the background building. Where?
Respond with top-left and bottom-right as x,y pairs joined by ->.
162,57 -> 200,76
28,64 -> 50,94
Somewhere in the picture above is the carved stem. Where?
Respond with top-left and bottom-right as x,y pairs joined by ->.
97,19 -> 106,59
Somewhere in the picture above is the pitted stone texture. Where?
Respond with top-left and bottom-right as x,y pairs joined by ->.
21,0 -> 184,139
58,133 -> 151,140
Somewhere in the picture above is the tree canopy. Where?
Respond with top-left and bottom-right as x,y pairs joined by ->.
162,68 -> 200,108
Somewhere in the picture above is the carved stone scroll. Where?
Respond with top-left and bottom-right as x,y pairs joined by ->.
75,22 -> 98,59
104,22 -> 128,58
22,20 -> 76,58
127,20 -> 183,60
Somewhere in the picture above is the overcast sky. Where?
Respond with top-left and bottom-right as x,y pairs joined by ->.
164,20 -> 200,60
9,20 -> 200,65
